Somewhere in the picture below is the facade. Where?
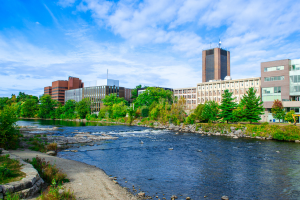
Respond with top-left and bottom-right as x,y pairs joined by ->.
65,84 -> 132,112
173,87 -> 197,110
261,59 -> 300,122
44,77 -> 83,105
196,77 -> 261,104
202,48 -> 230,82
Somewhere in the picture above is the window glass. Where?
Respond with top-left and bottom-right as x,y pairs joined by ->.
296,108 -> 300,113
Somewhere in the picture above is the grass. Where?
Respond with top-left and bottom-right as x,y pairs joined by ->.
27,137 -> 47,153
0,154 -> 26,184
4,192 -> 20,200
37,179 -> 76,200
28,156 -> 68,185
46,143 -> 57,151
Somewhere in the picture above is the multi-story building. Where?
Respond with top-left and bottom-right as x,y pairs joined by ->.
261,59 -> 300,122
44,77 -> 83,105
196,77 -> 261,104
65,79 -> 132,112
202,47 -> 230,82
173,87 -> 197,110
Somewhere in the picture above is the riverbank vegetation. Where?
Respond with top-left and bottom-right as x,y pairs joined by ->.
0,154 -> 26,184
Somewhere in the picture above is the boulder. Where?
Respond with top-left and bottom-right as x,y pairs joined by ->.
46,151 -> 56,156
232,136 -> 238,139
138,192 -> 145,197
295,140 -> 300,143
235,129 -> 242,135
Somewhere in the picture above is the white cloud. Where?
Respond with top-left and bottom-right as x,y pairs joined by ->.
58,0 -> 76,7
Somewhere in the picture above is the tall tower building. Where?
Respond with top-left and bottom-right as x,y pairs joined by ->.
202,47 -> 230,82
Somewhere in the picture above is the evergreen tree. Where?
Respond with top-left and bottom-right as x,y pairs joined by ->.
271,99 -> 285,123
240,87 -> 264,123
218,89 -> 237,123
201,100 -> 219,122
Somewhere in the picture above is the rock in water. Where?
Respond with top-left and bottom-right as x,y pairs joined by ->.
186,197 -> 191,200
46,151 -> 56,156
138,192 -> 145,197
221,196 -> 229,200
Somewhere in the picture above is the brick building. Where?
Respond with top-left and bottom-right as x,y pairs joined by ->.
44,76 -> 83,105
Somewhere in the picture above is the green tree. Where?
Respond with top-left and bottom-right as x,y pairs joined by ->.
285,110 -> 298,123
0,105 -> 20,149
76,98 -> 91,119
194,104 -> 205,122
102,94 -> 128,107
38,95 -> 58,119
63,100 -> 77,119
218,89 -> 237,123
239,87 -> 264,123
21,98 -> 39,118
134,87 -> 173,108
55,103 -> 64,119
112,102 -> 127,119
271,99 -> 285,123
131,85 -> 142,100
201,101 -> 219,122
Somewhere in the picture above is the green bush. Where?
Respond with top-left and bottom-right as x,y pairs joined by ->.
0,105 -> 20,149
0,154 -> 26,184
141,106 -> 149,117
29,156 -> 67,185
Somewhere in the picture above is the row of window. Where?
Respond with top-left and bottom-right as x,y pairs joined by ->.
52,87 -> 68,90
264,76 -> 284,82
292,86 -> 300,92
290,75 -> 300,83
264,65 -> 284,72
262,86 -> 281,94
198,82 -> 259,90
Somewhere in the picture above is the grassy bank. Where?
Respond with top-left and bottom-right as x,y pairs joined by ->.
0,154 -> 26,184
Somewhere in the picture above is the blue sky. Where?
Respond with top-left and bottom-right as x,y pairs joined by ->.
1,0 -> 300,97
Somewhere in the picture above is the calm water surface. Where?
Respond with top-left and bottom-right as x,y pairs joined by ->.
18,119 -> 300,200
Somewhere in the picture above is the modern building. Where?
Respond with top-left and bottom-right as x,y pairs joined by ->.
261,59 -> 300,122
173,87 -> 197,110
65,79 -> 132,112
44,76 -> 83,105
196,77 -> 261,104
202,47 -> 230,82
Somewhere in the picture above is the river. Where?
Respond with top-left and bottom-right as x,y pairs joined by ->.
17,119 -> 300,199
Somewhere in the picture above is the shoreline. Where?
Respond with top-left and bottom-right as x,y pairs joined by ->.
9,149 -> 140,200
18,117 -> 300,143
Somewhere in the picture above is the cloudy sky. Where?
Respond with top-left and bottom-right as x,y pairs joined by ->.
1,0 -> 300,97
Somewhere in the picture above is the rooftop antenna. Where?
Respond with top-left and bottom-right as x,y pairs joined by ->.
219,38 -> 221,48
107,69 -> 108,79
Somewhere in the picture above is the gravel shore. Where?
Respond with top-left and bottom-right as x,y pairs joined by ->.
10,150 -> 137,200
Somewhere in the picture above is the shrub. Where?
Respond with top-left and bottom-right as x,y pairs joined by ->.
0,105 -> 20,149
38,179 -> 76,200
47,143 -> 57,151
29,156 -> 67,184
29,138 -> 47,153
5,192 -> 20,200
141,107 -> 149,117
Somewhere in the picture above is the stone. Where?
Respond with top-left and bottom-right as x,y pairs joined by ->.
186,197 -> 191,200
232,136 -> 238,139
113,180 -> 118,184
255,136 -> 261,139
171,195 -> 178,199
221,196 -> 229,200
0,185 -> 2,192
70,150 -> 78,152
0,193 -> 3,200
138,192 -> 145,197
295,140 -> 300,143
230,127 -> 236,132
215,132 -> 221,136
235,130 -> 242,135
46,151 -> 56,156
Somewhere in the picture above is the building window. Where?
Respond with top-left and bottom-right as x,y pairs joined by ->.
264,65 -> 284,72
265,76 -> 284,82
262,86 -> 282,101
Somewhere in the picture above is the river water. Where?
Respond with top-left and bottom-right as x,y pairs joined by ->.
17,119 -> 300,199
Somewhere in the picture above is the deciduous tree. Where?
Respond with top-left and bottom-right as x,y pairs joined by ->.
201,101 -> 219,122
271,99 -> 285,122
